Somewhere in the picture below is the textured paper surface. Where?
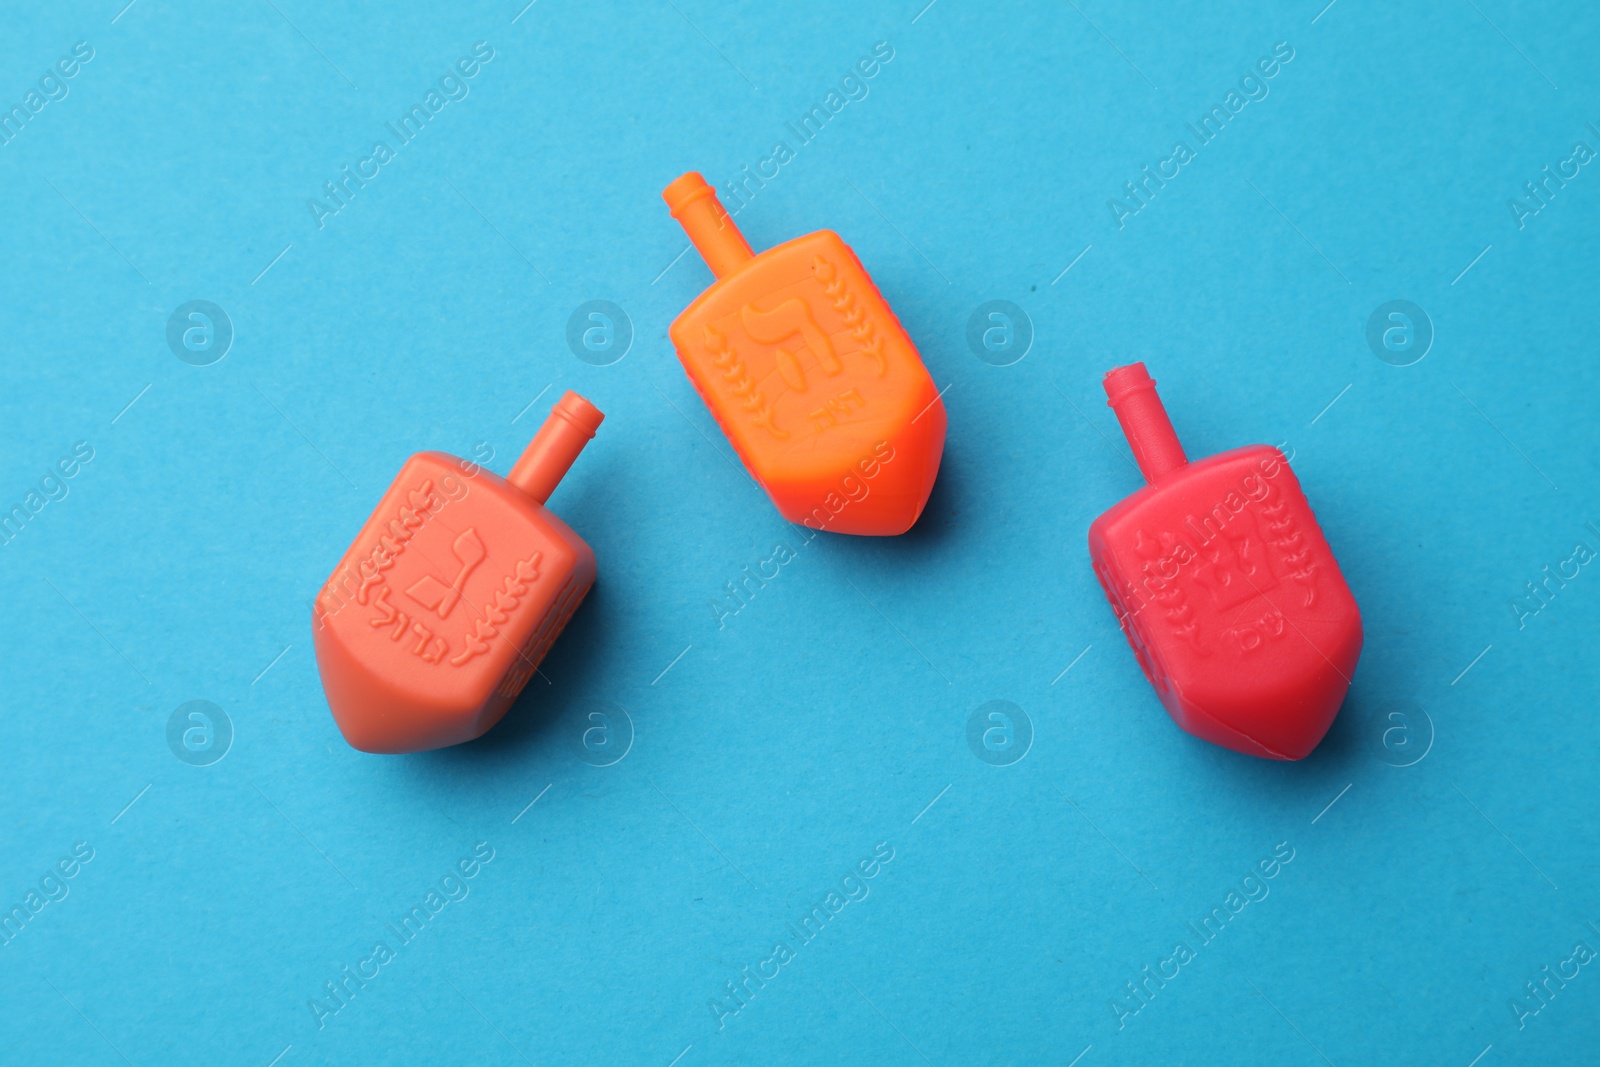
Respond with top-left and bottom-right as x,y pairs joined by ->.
0,1 -> 1596,1063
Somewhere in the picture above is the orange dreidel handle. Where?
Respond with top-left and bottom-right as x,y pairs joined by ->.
664,172 -> 757,278
507,391 -> 605,504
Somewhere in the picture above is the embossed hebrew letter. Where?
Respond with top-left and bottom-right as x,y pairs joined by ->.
740,298 -> 841,388
405,527 -> 487,619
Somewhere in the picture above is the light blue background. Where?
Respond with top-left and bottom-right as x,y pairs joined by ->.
1,1 -> 1597,1064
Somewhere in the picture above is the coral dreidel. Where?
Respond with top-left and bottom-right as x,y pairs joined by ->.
662,172 -> 945,535
1088,364 -> 1362,760
313,391 -> 604,753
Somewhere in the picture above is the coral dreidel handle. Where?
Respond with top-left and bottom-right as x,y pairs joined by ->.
507,391 -> 604,505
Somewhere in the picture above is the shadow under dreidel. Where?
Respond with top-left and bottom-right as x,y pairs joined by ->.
1165,679 -> 1369,826
814,436 -> 966,574
1307,683 -> 1368,765
414,568 -> 616,782
889,438 -> 964,552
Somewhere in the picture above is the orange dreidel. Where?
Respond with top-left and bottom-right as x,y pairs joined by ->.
312,392 -> 604,753
662,172 -> 946,535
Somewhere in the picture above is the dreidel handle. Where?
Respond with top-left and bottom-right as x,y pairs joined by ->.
508,391 -> 605,505
663,172 -> 756,279
1104,363 -> 1188,483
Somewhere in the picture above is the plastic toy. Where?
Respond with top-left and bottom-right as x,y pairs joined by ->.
662,172 -> 945,535
1088,363 -> 1362,760
312,392 -> 604,753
